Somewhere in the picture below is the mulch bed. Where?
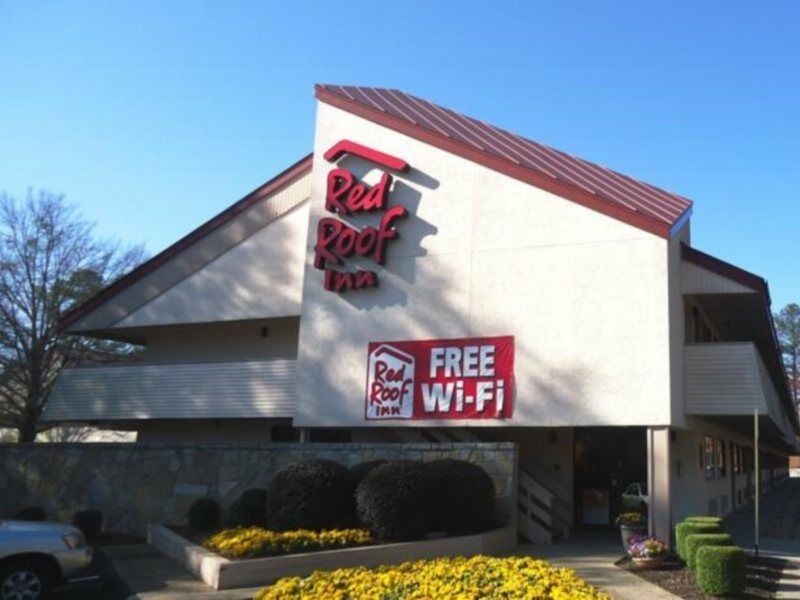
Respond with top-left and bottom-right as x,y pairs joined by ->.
619,554 -> 785,599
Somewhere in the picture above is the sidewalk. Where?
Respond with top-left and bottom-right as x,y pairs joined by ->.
723,479 -> 800,599
103,544 -> 261,600
511,532 -> 679,599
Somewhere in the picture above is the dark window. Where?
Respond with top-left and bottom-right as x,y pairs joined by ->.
704,436 -> 716,480
716,439 -> 726,477
271,426 -> 299,442
309,429 -> 352,443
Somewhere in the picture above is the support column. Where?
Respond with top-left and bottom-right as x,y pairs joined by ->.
647,426 -> 672,545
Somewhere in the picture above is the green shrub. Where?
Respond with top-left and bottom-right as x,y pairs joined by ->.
427,459 -> 496,535
349,460 -> 388,486
675,521 -> 721,559
268,459 -> 355,531
73,509 -> 103,540
685,515 -> 723,526
226,489 -> 268,528
696,545 -> 746,596
188,498 -> 222,534
685,533 -> 733,570
355,460 -> 437,541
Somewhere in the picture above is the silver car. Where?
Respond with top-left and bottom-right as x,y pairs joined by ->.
0,520 -> 92,600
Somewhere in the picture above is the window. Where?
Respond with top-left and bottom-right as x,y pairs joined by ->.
703,436 -> 716,480
716,439 -> 726,477
699,443 -> 705,471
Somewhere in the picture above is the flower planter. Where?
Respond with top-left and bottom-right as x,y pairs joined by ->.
148,523 -> 517,590
631,556 -> 666,570
620,524 -> 647,552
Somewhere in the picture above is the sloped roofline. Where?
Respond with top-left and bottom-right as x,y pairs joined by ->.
315,84 -> 693,239
59,153 -> 313,332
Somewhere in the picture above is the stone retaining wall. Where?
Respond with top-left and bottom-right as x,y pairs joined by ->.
0,442 -> 516,534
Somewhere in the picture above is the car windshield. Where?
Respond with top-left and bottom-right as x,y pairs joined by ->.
624,484 -> 639,495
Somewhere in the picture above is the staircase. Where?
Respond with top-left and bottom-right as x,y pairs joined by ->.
517,469 -> 573,544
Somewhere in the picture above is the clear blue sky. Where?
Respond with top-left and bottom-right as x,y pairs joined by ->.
1,1 -> 798,307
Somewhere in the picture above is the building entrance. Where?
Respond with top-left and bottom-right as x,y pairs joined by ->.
573,427 -> 647,528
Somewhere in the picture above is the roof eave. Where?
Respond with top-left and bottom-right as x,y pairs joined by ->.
315,85 -> 682,240
59,153 -> 314,333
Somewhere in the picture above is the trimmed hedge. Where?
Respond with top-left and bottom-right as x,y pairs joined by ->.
675,521 -> 721,560
427,459 -> 496,535
696,545 -> 747,596
355,460 -> 437,541
349,460 -> 388,486
268,459 -> 355,531
226,489 -> 268,528
188,498 -> 222,534
685,516 -> 723,526
73,509 -> 103,540
685,533 -> 733,570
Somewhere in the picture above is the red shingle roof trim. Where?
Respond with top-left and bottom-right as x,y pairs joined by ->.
59,153 -> 313,332
316,84 -> 693,239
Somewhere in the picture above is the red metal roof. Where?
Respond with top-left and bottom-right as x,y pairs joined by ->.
316,84 -> 693,238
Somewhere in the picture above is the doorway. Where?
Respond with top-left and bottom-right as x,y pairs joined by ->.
573,427 -> 647,528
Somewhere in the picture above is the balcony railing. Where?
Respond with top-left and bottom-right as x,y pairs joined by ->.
42,359 -> 297,423
684,342 -> 793,444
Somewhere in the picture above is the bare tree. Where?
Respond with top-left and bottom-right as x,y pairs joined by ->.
0,190 -> 145,442
775,303 -> 800,411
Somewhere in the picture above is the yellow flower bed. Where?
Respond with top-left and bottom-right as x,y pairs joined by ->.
204,527 -> 372,559
255,555 -> 610,599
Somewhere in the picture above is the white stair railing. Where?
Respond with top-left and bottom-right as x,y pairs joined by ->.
517,470 -> 557,544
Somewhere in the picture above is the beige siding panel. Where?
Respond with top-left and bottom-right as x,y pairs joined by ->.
115,202 -> 309,327
684,343 -> 766,415
682,261 -> 754,295
69,173 -> 311,332
42,360 -> 296,421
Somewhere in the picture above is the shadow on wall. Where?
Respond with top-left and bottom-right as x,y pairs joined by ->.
123,200 -> 309,330
332,162 -> 440,311
297,156 -> 612,430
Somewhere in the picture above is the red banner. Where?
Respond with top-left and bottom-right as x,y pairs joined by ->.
365,336 -> 514,420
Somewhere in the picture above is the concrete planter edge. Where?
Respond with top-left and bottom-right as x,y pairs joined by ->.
147,523 -> 517,590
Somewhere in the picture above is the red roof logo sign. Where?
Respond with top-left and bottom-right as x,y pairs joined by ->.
365,336 -> 515,421
366,344 -> 416,419
314,140 -> 409,292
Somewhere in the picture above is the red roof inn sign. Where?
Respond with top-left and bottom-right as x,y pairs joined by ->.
314,140 -> 410,292
366,336 -> 515,420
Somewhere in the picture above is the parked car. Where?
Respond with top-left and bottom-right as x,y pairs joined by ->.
0,519 -> 92,600
621,482 -> 649,509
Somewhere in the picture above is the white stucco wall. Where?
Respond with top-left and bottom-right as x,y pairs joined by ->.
668,227 -> 690,429
294,103 -> 674,428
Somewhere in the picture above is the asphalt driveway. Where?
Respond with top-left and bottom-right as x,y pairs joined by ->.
50,548 -> 130,600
